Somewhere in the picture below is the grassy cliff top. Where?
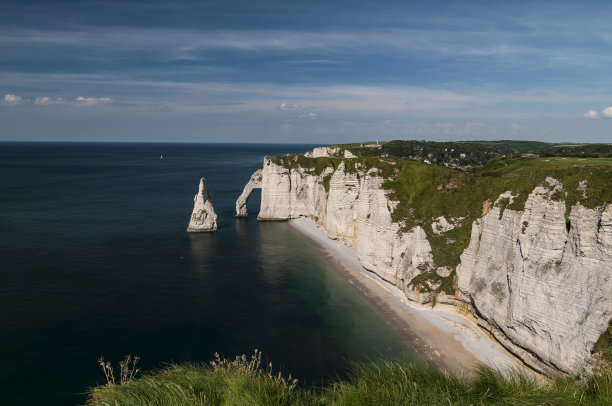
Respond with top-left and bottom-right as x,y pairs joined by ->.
385,155 -> 612,271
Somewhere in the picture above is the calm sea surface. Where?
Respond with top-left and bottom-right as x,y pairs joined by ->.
0,142 -> 417,405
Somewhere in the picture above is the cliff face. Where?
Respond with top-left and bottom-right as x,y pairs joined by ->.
257,158 -> 431,291
241,156 -> 611,374
457,182 -> 612,373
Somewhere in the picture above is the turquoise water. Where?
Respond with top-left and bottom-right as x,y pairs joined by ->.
0,142 -> 418,405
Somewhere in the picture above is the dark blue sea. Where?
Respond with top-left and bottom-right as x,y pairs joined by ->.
0,142 -> 416,405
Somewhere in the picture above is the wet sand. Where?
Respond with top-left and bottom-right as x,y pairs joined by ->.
289,217 -> 522,375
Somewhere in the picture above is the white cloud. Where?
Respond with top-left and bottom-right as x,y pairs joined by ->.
583,109 -> 599,119
34,96 -> 50,104
279,103 -> 298,111
279,103 -> 312,112
35,96 -> 66,105
601,106 -> 612,118
4,93 -> 23,103
75,96 -> 113,105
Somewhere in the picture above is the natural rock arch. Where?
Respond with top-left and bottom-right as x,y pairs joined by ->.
235,169 -> 262,217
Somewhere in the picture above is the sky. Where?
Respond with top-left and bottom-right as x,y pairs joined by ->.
1,0 -> 612,143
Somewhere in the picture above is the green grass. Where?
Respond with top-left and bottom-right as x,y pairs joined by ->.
87,363 -> 313,406
87,357 -> 612,406
594,321 -> 612,364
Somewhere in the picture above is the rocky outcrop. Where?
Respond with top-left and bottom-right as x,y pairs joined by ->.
242,156 -> 612,374
344,149 -> 357,158
235,169 -> 262,217
432,216 -> 456,235
187,178 -> 217,232
304,146 -> 340,158
304,146 -> 357,159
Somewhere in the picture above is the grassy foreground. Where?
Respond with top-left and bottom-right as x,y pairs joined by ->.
87,354 -> 612,406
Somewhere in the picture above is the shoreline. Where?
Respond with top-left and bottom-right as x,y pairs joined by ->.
288,217 -> 523,375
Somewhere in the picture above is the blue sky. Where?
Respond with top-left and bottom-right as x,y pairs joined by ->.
1,0 -> 612,143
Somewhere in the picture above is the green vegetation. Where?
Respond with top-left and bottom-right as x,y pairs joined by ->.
348,139 -> 550,167
340,140 -> 612,168
406,268 -> 456,295
87,354 -> 612,406
538,144 -> 612,158
595,321 -> 612,364
385,156 -> 612,274
272,147 -> 612,295
497,197 -> 510,220
271,155 -> 342,177
88,351 -> 308,406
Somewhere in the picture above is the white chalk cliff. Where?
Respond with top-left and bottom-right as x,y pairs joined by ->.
303,146 -> 357,159
237,156 -> 612,374
187,178 -> 218,232
457,184 -> 612,374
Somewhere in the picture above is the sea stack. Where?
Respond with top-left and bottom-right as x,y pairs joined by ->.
187,178 -> 218,232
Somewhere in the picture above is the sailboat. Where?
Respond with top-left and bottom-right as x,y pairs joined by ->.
160,155 -> 163,160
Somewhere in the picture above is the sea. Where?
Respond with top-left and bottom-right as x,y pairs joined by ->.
0,142 -> 418,405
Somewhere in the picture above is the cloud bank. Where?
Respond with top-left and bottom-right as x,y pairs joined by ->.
582,107 -> 612,119
3,93 -> 113,106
